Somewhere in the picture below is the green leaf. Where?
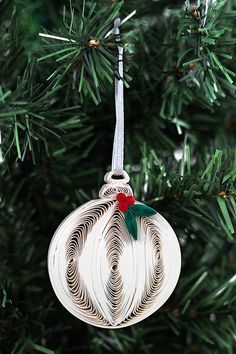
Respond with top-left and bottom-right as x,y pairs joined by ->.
129,204 -> 157,217
124,209 -> 137,240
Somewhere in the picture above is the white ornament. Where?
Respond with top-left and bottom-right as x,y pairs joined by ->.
48,170 -> 181,328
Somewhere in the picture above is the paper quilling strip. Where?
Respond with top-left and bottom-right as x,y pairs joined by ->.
48,170 -> 181,328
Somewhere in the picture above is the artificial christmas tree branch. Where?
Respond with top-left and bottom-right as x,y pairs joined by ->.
37,0 -> 135,105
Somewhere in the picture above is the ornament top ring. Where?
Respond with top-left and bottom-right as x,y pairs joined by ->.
48,170 -> 181,328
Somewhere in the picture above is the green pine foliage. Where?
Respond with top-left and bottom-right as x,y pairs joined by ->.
0,0 -> 236,353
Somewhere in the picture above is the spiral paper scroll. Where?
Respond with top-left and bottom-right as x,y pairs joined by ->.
48,195 -> 181,328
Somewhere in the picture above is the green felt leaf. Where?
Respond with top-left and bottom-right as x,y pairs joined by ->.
124,209 -> 137,240
129,204 -> 157,217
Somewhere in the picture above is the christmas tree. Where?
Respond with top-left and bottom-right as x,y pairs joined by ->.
1,0 -> 236,353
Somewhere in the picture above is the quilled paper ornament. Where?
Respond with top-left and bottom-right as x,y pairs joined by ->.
48,170 -> 181,328
45,15 -> 181,329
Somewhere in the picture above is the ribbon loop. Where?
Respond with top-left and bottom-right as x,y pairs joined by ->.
111,18 -> 124,174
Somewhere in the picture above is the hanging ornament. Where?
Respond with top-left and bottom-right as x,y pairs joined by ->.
46,15 -> 181,329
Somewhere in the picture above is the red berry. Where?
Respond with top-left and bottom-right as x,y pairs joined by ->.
116,192 -> 127,203
126,196 -> 135,205
118,202 -> 129,212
